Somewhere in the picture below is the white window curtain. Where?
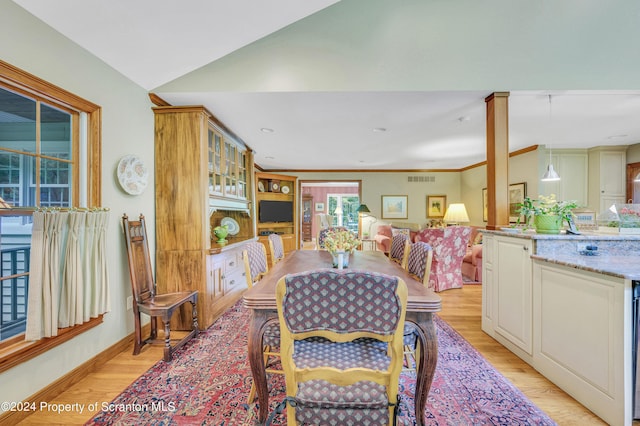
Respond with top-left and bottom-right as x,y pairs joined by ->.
25,209 -> 111,341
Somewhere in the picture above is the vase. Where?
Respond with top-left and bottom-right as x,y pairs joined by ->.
213,225 -> 229,243
331,251 -> 349,269
534,215 -> 561,234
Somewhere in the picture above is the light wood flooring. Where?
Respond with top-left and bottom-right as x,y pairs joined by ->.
15,285 -> 609,425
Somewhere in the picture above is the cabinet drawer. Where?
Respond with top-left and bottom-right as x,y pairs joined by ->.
223,249 -> 244,275
224,269 -> 246,292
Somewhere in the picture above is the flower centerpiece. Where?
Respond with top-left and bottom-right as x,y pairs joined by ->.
516,194 -> 579,234
323,228 -> 361,268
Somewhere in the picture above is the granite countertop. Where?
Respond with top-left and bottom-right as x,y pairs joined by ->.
531,254 -> 640,281
482,229 -> 640,241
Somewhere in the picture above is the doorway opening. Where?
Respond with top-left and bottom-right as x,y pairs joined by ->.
299,180 -> 362,248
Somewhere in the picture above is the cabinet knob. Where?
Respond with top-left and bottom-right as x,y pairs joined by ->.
523,246 -> 529,251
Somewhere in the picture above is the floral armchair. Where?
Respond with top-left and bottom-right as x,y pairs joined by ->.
414,226 -> 472,292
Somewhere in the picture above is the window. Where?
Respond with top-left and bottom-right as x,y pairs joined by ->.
0,60 -> 102,370
327,194 -> 360,233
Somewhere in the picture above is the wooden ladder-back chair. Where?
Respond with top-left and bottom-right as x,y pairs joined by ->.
274,269 -> 407,425
389,233 -> 411,270
122,214 -> 198,362
268,233 -> 285,267
242,241 -> 282,403
403,241 -> 434,369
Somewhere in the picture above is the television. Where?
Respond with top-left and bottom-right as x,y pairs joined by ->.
259,200 -> 293,223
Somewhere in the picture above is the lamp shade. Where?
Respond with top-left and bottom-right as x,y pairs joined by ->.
443,203 -> 470,224
356,204 -> 371,213
541,164 -> 561,181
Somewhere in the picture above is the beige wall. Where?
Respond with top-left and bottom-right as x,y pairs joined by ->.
628,143 -> 640,164
0,1 -> 155,406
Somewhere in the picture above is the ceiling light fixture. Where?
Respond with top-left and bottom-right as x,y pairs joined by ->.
372,127 -> 387,133
260,127 -> 274,133
541,94 -> 560,182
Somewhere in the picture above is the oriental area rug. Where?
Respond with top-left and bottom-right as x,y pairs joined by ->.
86,301 -> 556,426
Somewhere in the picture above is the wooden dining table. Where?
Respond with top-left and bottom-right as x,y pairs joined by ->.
242,249 -> 442,424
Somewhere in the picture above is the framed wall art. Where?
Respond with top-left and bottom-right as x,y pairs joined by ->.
509,182 -> 527,223
381,195 -> 408,219
427,195 -> 447,218
315,202 -> 325,212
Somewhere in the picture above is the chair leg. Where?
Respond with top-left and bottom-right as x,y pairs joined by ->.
133,311 -> 143,355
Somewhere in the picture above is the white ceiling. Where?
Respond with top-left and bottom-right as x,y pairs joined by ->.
13,0 -> 640,170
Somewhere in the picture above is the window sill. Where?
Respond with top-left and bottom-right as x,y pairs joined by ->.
0,315 -> 103,374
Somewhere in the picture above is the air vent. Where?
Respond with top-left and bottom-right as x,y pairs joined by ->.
408,176 -> 435,183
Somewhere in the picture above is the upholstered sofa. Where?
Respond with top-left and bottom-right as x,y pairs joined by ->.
461,227 -> 484,282
414,226 -> 472,292
373,223 -> 421,253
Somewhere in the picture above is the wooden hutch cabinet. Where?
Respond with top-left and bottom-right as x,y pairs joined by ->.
301,193 -> 313,242
153,105 -> 255,330
255,172 -> 298,265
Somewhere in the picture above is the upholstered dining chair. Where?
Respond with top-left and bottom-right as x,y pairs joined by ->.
242,241 -> 281,403
389,233 -> 411,270
316,226 -> 348,250
274,269 -> 407,425
403,241 -> 433,369
122,214 -> 199,362
267,233 -> 285,267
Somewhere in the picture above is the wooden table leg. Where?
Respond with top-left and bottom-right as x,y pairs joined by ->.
408,312 -> 438,425
248,310 -> 271,424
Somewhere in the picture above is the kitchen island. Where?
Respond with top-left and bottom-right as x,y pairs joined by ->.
481,230 -> 640,426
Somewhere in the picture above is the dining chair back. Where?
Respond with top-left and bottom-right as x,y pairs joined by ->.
406,241 -> 433,287
402,241 -> 433,370
389,233 -> 410,269
316,226 -> 348,250
242,240 -> 280,403
243,241 -> 269,288
122,214 -> 198,362
275,269 -> 407,425
267,233 -> 285,267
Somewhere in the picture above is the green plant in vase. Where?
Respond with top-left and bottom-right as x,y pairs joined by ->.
516,194 -> 579,234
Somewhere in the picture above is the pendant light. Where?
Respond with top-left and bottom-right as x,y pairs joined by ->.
541,94 -> 561,182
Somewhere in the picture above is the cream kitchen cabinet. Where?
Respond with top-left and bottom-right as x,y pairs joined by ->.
481,234 -> 534,364
532,260 -> 630,426
588,146 -> 627,213
539,149 -> 588,207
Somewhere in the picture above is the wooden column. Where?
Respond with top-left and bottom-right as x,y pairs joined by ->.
485,92 -> 510,230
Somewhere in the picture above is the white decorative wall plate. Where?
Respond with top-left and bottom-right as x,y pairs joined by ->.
117,155 -> 148,195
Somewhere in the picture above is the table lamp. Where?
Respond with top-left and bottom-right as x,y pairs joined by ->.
443,203 -> 469,226
356,204 -> 377,238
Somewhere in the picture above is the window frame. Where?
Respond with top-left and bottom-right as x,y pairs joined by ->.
0,60 -> 102,373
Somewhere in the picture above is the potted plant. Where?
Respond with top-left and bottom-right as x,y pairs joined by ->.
516,194 -> 579,234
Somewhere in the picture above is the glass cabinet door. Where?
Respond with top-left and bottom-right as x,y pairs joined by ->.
209,128 -> 224,195
238,151 -> 247,198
